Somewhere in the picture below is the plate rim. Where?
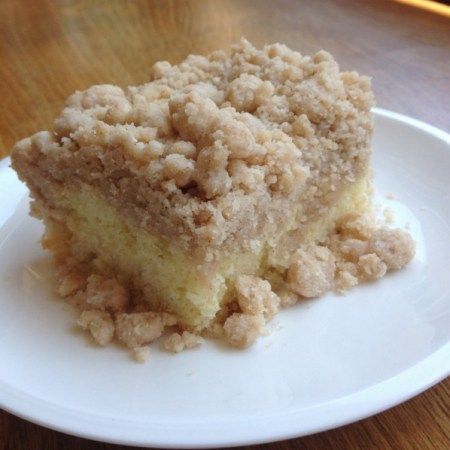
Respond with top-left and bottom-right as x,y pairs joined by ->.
0,108 -> 449,448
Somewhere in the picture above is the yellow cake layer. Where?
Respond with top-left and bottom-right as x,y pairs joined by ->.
45,175 -> 371,330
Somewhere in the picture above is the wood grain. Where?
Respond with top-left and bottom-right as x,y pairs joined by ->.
0,0 -> 449,448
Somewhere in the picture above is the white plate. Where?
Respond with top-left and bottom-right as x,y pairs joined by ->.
0,108 -> 449,448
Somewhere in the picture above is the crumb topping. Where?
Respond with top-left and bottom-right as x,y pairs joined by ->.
57,272 -> 87,297
335,269 -> 358,293
77,310 -> 115,346
85,274 -> 129,313
12,39 -> 373,251
133,346 -> 150,363
223,313 -> 264,348
357,253 -> 387,280
276,288 -> 300,308
369,228 -> 415,270
287,245 -> 335,297
235,275 -> 280,319
338,213 -> 376,240
115,312 -> 166,348
163,331 -> 204,353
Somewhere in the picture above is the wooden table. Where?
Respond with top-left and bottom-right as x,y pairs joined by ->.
1,0 -> 449,448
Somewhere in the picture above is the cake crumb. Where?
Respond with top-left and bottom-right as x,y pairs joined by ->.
203,322 -> 225,339
386,192 -> 396,200
358,253 -> 387,280
57,272 -> 87,297
78,310 -> 114,346
277,288 -> 299,308
335,269 -> 358,293
163,331 -> 204,353
337,237 -> 369,262
223,313 -> 264,348
235,275 -> 280,319
85,274 -> 129,313
339,213 -> 376,240
287,245 -> 335,297
133,346 -> 150,363
369,228 -> 415,270
115,312 -> 165,348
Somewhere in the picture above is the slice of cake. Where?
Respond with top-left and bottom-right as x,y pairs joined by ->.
11,40 -> 414,357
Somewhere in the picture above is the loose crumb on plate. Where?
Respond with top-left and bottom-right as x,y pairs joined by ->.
163,331 -> 204,353
223,313 -> 264,348
133,346 -> 150,363
77,310 -> 115,346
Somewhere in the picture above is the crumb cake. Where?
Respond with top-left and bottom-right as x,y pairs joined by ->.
11,39 -> 415,359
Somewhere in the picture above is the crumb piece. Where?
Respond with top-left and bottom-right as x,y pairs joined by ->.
335,270 -> 359,293
55,257 -> 79,277
336,260 -> 359,277
339,213 -> 376,240
235,275 -> 280,319
369,228 -> 416,270
223,313 -> 264,348
161,312 -> 178,326
194,141 -> 232,199
337,238 -> 369,262
203,322 -> 224,339
383,207 -> 394,224
287,245 -> 335,297
162,153 -> 195,187
85,274 -> 129,313
164,331 -> 204,353
357,253 -> 387,280
67,290 -> 88,309
78,310 -> 114,346
386,192 -> 396,199
277,288 -> 300,308
226,74 -> 273,112
115,312 -> 165,348
182,331 -> 204,349
57,272 -> 87,297
133,346 -> 150,363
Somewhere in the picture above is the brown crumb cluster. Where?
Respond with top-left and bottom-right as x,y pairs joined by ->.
329,215 -> 415,293
62,270 -> 179,359
12,39 -> 373,252
219,216 -> 415,348
287,246 -> 335,297
223,275 -> 280,348
163,331 -> 204,353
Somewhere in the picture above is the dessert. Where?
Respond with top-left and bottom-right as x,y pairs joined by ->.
11,39 -> 415,359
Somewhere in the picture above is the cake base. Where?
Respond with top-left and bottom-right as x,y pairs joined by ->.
32,172 -> 415,359
37,174 -> 371,331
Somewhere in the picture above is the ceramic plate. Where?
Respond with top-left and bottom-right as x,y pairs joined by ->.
0,108 -> 449,448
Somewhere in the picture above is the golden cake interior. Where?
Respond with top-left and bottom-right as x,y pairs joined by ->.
36,174 -> 370,330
